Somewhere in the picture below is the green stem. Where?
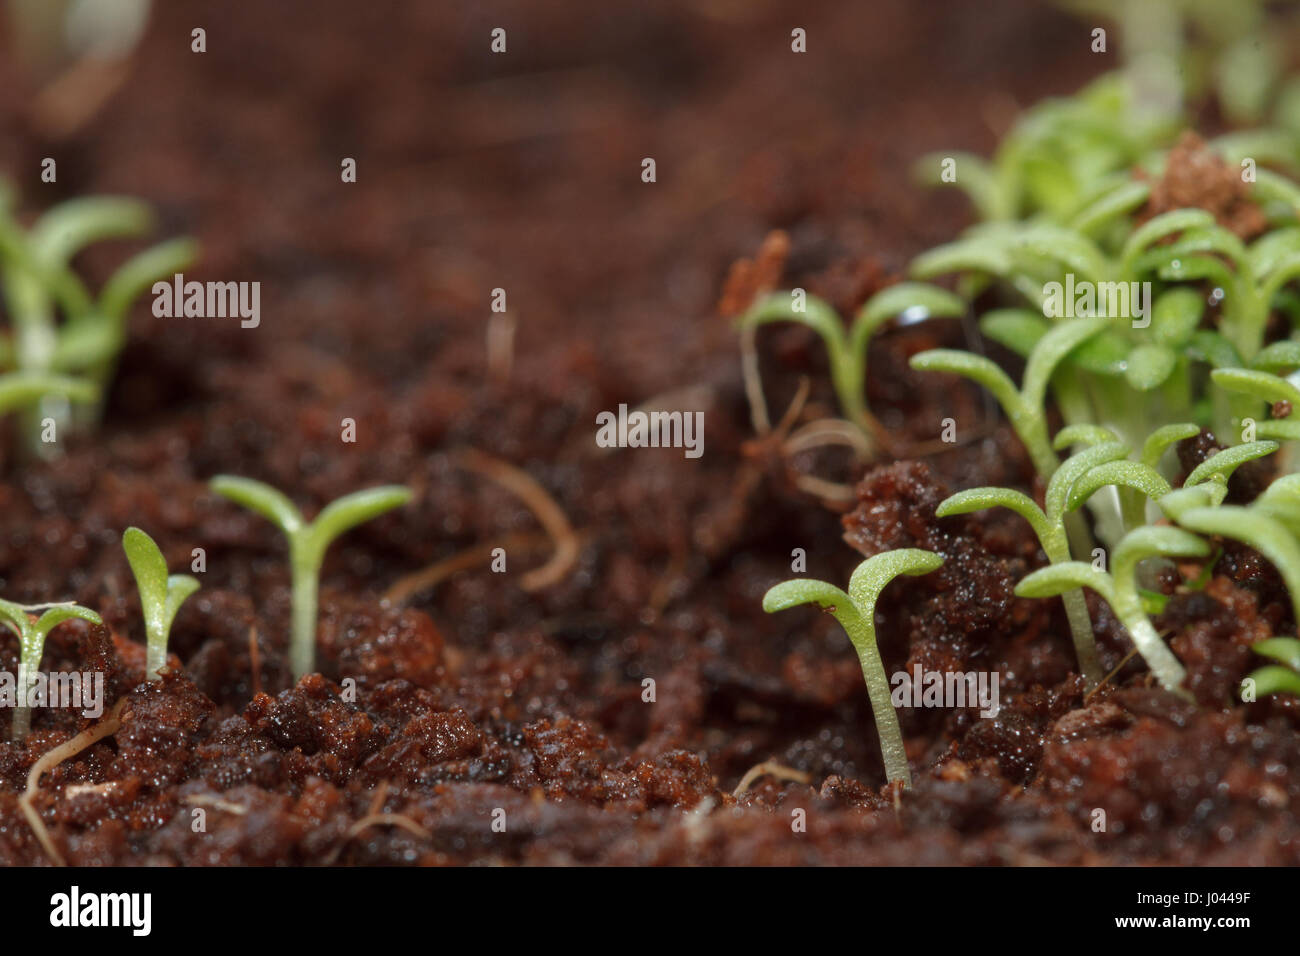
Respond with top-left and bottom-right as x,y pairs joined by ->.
145,627 -> 166,679
290,543 -> 321,681
1044,530 -> 1102,689
12,659 -> 32,739
849,634 -> 911,789
1119,610 -> 1189,699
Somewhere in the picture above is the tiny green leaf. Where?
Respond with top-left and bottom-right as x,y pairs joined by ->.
1251,637 -> 1300,671
1183,441 -> 1279,488
123,527 -> 201,679
210,476 -> 413,679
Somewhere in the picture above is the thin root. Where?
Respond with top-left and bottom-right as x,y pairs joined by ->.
453,448 -> 581,592
20,698 -> 128,867
383,530 -> 550,606
781,415 -> 872,506
1085,646 -> 1142,702
740,324 -> 772,435
182,794 -> 249,815
733,759 -> 813,797
324,792 -> 431,865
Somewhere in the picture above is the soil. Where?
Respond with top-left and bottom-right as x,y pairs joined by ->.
0,0 -> 1296,865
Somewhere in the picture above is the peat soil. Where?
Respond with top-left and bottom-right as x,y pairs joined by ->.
0,0 -> 1295,865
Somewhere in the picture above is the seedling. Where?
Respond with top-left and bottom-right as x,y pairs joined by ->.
1015,526 -> 1208,697
122,527 -> 201,680
738,282 -> 965,439
762,549 -> 944,789
910,315 -> 1110,481
936,440 -> 1132,688
0,598 -> 101,738
209,476 -> 413,679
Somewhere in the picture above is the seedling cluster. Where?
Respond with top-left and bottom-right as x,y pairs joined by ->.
749,68 -> 1300,788
0,186 -> 414,740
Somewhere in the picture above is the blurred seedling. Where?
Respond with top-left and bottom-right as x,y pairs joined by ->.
122,526 -> 199,680
1243,637 -> 1300,700
209,476 -> 413,679
738,282 -> 965,452
0,182 -> 195,453
913,74 -> 1171,223
761,549 -> 944,789
0,597 -> 101,738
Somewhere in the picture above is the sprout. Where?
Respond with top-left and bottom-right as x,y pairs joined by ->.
1181,440 -> 1279,488
122,527 -> 200,680
209,476 -> 413,679
1244,637 -> 1300,699
910,315 -> 1111,480
936,441 -> 1132,689
738,283 -> 965,437
0,599 -> 102,738
1015,526 -> 1208,698
761,549 -> 944,789
1211,368 -> 1300,442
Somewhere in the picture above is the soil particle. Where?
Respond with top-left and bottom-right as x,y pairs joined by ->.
1163,577 -> 1273,707
840,460 -> 1016,676
1037,689 -> 1300,862
716,230 -> 791,318
1142,131 -> 1269,240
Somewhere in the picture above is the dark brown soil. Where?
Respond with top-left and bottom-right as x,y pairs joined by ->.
0,0 -> 1295,865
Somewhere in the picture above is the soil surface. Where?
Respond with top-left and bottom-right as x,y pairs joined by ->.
0,0 -> 1296,865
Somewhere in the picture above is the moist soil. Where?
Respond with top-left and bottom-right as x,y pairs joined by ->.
0,0 -> 1296,865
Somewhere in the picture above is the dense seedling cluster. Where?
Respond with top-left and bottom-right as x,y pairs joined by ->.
751,71 -> 1300,787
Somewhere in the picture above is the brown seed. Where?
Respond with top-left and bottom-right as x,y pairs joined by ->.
1272,400 -> 1292,419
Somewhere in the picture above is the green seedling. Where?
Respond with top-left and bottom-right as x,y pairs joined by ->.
1016,526 -> 1208,698
122,527 -> 200,680
762,549 -> 944,789
209,476 -> 413,679
0,598 -> 101,738
738,283 -> 965,439
937,439 -> 1131,689
910,315 -> 1110,481
1243,637 -> 1300,699
1210,367 -> 1300,443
